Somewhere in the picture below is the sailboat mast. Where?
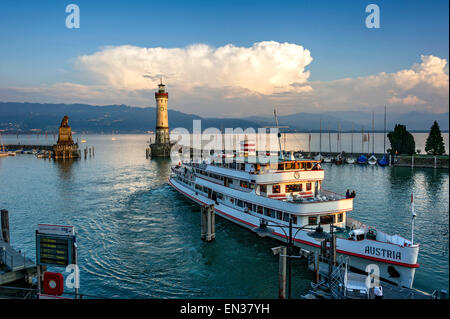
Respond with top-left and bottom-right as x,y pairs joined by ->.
329,127 -> 331,153
372,111 -> 375,154
351,123 -> 354,154
274,108 -> 283,157
383,105 -> 387,155
361,126 -> 364,153
319,119 -> 322,154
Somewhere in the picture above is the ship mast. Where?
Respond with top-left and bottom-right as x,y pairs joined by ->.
264,107 -> 288,160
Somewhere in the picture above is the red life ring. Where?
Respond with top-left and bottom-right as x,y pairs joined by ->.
43,272 -> 64,296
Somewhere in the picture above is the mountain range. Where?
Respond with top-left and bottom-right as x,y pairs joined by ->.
0,102 -> 447,133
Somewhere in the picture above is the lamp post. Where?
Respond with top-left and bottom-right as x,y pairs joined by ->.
252,216 -> 325,299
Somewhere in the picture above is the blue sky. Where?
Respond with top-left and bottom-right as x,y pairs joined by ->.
0,0 -> 448,116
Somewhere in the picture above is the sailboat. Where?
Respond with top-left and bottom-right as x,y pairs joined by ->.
346,124 -> 356,164
314,119 -> 323,162
378,105 -> 389,166
357,126 -> 367,164
368,112 -> 377,165
323,126 -> 332,163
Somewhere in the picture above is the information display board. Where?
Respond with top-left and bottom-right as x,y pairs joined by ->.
36,224 -> 76,267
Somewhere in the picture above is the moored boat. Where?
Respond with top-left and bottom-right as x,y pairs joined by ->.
357,155 -> 367,164
368,154 -> 377,165
345,157 -> 355,164
378,155 -> 389,166
169,151 -> 419,288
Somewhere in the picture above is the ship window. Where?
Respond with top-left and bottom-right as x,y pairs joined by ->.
272,185 -> 280,194
268,209 -> 276,218
283,213 -> 290,222
276,211 -> 282,220
237,200 -> 243,207
306,162 -> 312,169
308,216 -> 317,225
260,185 -> 267,193
285,162 -> 293,170
306,183 -> 312,191
217,193 -> 223,200
292,215 -> 297,224
278,163 -> 284,170
295,162 -> 300,169
300,162 -> 304,169
240,181 -> 249,188
320,215 -> 333,224
286,184 -> 302,192
338,213 -> 343,223
257,206 -> 263,214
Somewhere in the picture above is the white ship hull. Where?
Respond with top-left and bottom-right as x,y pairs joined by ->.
169,177 -> 419,288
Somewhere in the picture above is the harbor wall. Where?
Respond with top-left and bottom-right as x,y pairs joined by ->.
394,155 -> 449,169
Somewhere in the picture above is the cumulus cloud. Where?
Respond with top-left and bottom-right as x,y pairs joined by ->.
388,94 -> 426,105
0,41 -> 448,117
75,41 -> 313,95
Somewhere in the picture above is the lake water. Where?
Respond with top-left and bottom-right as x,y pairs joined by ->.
0,133 -> 448,298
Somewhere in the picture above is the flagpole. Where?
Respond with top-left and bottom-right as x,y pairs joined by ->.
411,192 -> 416,245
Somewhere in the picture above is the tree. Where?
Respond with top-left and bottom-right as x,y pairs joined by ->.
425,121 -> 445,155
387,124 -> 415,155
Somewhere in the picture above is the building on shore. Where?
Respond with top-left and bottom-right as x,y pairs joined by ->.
149,80 -> 174,157
52,115 -> 80,159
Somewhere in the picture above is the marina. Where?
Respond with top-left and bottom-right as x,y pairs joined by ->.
0,0 -> 448,304
0,133 -> 448,298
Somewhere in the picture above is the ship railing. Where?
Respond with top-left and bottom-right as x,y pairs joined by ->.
346,218 -> 413,247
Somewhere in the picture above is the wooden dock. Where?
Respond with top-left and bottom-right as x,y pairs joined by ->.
3,144 -> 53,151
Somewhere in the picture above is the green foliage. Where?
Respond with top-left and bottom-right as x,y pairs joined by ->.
425,121 -> 445,155
387,124 -> 416,155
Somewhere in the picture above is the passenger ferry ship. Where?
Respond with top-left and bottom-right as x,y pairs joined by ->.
168,142 -> 419,288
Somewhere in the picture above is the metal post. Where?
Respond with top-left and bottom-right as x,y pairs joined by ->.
201,206 -> 206,240
1,209 -> 10,244
315,253 -> 320,283
288,216 -> 292,299
206,206 -> 212,242
74,242 -> 79,299
272,246 -> 287,299
210,205 -> 215,240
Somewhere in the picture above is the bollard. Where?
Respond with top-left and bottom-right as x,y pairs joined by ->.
315,253 -> 320,283
201,205 -> 215,242
272,246 -> 287,299
1,209 -> 10,244
201,206 -> 207,240
210,206 -> 215,241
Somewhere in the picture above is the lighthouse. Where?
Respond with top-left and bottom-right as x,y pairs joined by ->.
150,80 -> 173,157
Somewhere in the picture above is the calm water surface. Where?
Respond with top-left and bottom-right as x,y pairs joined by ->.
0,134 -> 448,298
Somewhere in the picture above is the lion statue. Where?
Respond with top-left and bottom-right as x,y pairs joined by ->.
60,115 -> 69,127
